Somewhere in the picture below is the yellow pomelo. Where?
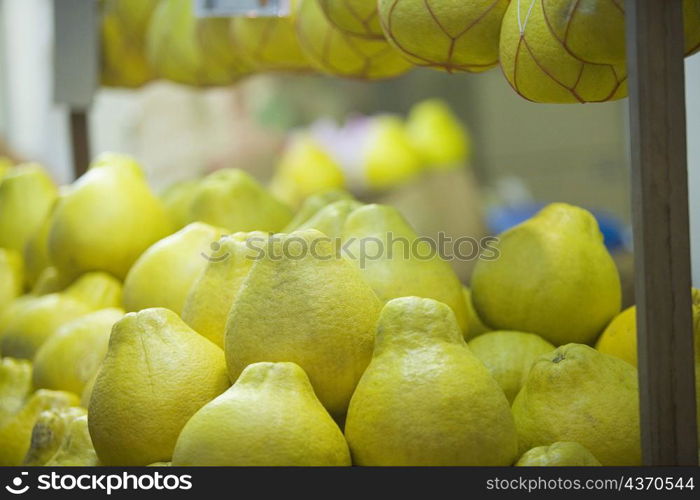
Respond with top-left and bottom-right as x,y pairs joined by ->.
516,442 -> 601,466
182,231 -> 268,348
363,116 -> 423,190
283,189 -> 356,231
461,286 -> 491,338
270,134 -> 346,208
33,308 -> 124,395
468,330 -> 555,403
512,344 -> 641,465
471,203 -> 621,345
406,98 -> 470,168
345,297 -> 518,465
147,0 -> 247,86
188,169 -> 292,233
230,4 -> 314,72
23,207 -> 54,289
341,204 -> 469,334
0,163 -> 57,253
0,248 -> 24,312
48,156 -> 173,280
542,0 -> 625,65
100,0 -> 159,88
0,272 -> 122,359
225,229 -> 382,417
0,389 -> 80,466
296,0 -> 412,79
500,0 -> 627,103
596,289 -> 700,367
160,178 -> 201,230
295,199 -> 363,238
319,0 -> 384,39
123,222 -> 227,315
378,0 -> 509,72
173,362 -> 351,466
88,308 -> 230,465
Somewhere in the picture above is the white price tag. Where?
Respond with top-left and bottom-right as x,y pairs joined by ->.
194,0 -> 291,17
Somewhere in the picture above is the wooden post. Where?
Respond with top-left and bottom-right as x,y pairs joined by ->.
69,110 -> 90,178
625,0 -> 698,465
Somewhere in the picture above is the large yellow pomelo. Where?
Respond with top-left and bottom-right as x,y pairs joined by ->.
296,0 -> 412,80
319,0 -> 384,39
378,0 -> 510,72
500,0 -> 627,103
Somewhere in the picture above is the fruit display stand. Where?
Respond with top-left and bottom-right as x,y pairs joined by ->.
48,0 -> 698,466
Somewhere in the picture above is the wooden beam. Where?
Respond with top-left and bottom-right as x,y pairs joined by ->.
625,0 -> 698,465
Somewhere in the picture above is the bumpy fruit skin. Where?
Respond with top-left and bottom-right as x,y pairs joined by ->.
88,308 -> 230,466
188,169 -> 292,233
173,362 -> 351,466
48,159 -> 173,280
182,231 -> 268,348
33,308 -> 124,395
471,203 -> 621,346
23,406 -> 86,466
516,441 -> 602,466
341,204 -> 469,334
319,0 -> 384,39
230,3 -> 314,73
225,230 -> 382,418
512,344 -> 641,466
468,330 -> 555,403
123,222 -> 227,316
378,0 -> 509,72
0,389 -> 80,466
345,297 -> 518,466
0,163 -> 57,253
499,0 -> 628,103
44,415 -> 100,466
295,0 -> 413,80
160,179 -> 201,230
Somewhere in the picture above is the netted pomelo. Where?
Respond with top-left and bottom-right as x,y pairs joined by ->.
377,0 -> 510,72
296,0 -> 412,80
500,0 -> 627,103
319,0 -> 384,39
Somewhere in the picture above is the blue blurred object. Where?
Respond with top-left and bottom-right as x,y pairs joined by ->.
486,203 -> 628,252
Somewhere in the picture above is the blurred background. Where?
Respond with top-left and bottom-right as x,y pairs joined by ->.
0,0 -> 698,296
